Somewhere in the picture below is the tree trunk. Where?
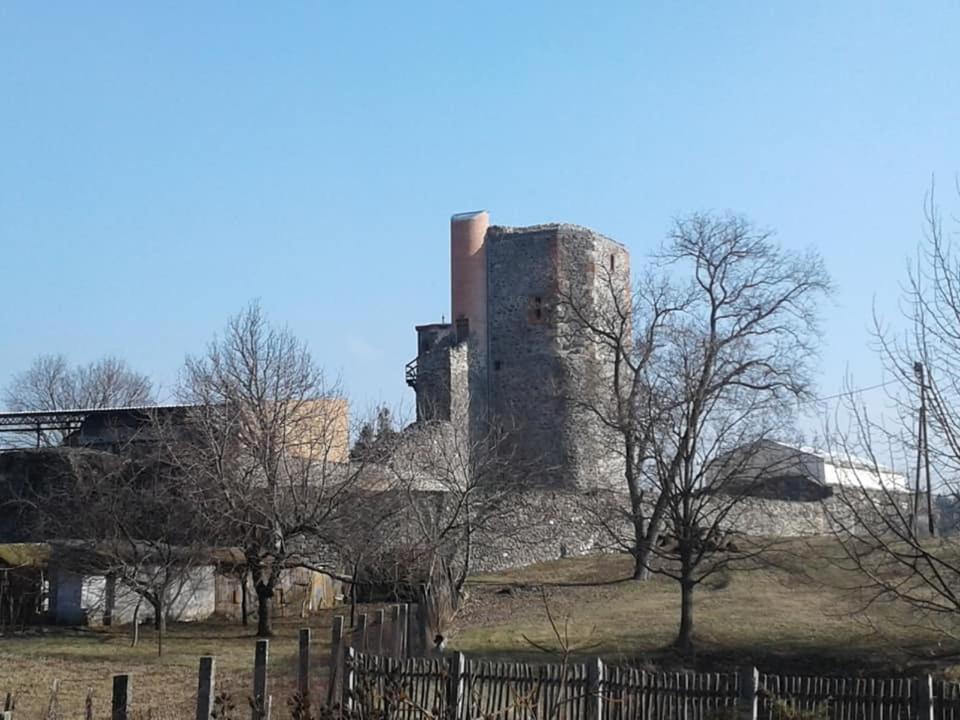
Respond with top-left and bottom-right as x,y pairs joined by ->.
634,493 -> 669,580
240,571 -> 249,627
131,599 -> 141,648
255,584 -> 273,637
675,579 -> 694,656
349,559 -> 359,628
153,597 -> 166,657
632,552 -> 649,580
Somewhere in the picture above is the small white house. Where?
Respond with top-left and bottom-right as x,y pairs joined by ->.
48,564 -> 217,626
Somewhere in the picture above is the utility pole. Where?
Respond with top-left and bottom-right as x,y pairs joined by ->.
914,362 -> 935,537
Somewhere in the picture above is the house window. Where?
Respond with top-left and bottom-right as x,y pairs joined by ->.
610,254 -> 616,271
494,361 -> 502,371
534,297 -> 542,320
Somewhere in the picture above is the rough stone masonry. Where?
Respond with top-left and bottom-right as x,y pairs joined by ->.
410,212 -> 629,491
403,211 -> 931,571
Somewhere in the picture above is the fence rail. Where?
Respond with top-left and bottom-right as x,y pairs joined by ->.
6,605 -> 960,720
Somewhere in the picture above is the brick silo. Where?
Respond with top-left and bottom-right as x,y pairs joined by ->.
450,210 -> 489,363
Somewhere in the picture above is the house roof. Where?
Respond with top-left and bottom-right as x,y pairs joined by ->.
0,543 -> 51,568
761,439 -> 901,476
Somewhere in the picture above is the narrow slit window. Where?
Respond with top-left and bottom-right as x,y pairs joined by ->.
455,317 -> 470,342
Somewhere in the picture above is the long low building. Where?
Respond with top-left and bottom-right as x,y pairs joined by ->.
710,439 -> 910,500
0,543 -> 341,627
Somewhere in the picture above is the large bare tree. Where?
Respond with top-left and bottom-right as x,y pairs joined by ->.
564,212 -> 831,654
170,301 -> 361,637
651,214 -> 830,654
559,265 -> 684,580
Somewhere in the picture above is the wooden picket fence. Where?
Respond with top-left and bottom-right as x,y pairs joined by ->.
338,631 -> 960,720
8,605 -> 960,720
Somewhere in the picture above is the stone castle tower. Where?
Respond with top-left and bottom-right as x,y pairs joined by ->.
406,211 -> 630,490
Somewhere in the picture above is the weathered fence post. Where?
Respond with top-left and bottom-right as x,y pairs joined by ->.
446,651 -> 466,720
587,657 -> 604,720
738,667 -> 759,720
196,656 -> 216,720
252,638 -> 270,720
356,612 -> 368,652
345,646 -> 357,713
921,674 -> 935,720
398,603 -> 409,658
328,615 -> 345,707
407,599 -> 419,657
390,605 -> 402,658
298,628 -> 311,700
111,673 -> 132,720
375,608 -> 385,656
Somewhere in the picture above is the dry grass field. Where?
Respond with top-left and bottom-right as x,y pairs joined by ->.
0,613 -> 340,719
453,537 -> 954,673
2,538 -> 957,718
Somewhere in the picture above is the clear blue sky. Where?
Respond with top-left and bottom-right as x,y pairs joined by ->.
1,2 -> 958,425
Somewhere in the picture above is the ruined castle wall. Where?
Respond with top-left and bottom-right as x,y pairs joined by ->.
486,226 -> 567,484
485,225 -> 630,490
469,487 -> 923,573
554,227 -> 631,491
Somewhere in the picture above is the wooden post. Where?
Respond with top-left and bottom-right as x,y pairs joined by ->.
446,651 -> 466,720
398,603 -> 409,658
196,656 -> 216,720
390,605 -> 402,658
587,657 -> 604,720
111,673 -> 132,720
345,646 -> 357,713
328,615 -> 345,707
375,608 -> 385,656
298,628 -> 311,700
738,667 -> 759,720
920,674 -> 935,720
356,612 -> 368,652
252,639 -> 269,720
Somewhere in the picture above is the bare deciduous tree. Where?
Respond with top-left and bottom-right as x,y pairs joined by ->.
559,266 -> 684,580
376,409 -> 537,654
11,426 -> 205,655
826,182 -> 960,640
3,354 -> 153,445
651,214 -> 831,654
169,301 -> 362,637
564,212 -> 831,655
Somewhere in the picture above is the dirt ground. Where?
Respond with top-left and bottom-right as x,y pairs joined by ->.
4,538 -> 959,717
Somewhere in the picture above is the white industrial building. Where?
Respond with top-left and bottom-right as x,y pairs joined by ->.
713,439 -> 910,499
